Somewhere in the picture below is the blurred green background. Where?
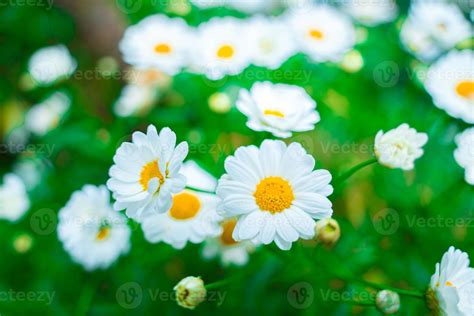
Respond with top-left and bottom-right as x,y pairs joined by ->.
0,0 -> 472,315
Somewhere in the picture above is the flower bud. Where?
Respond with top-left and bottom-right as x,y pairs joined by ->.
376,290 -> 400,314
315,218 -> 341,246
174,276 -> 207,310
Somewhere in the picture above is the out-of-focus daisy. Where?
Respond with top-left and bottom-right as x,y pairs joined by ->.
342,0 -> 398,26
190,0 -> 225,9
202,218 -> 256,266
141,189 -> 222,249
425,50 -> 474,124
236,81 -> 320,138
400,2 -> 471,62
0,173 -> 30,222
28,45 -> 77,85
107,125 -> 188,221
25,92 -> 71,136
227,0 -> 272,14
427,247 -> 474,316
193,17 -> 251,80
246,16 -> 297,69
57,185 -> 131,271
113,85 -> 158,117
216,140 -> 334,251
454,128 -> 474,185
141,161 -> 221,249
119,14 -> 192,75
374,123 -> 428,170
287,4 -> 356,62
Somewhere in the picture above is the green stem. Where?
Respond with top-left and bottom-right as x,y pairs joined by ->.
333,158 -> 378,187
346,300 -> 376,306
186,186 -> 215,194
205,279 -> 230,290
75,282 -> 96,316
351,278 -> 425,299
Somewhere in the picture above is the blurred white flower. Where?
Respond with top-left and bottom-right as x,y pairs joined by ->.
25,92 -> 70,136
202,218 -> 256,266
236,81 -> 320,138
374,123 -> 428,170
342,0 -> 398,26
189,0 -> 225,9
119,15 -> 193,75
454,128 -> 474,185
246,15 -> 297,69
107,125 -> 188,221
181,160 -> 217,192
286,4 -> 356,62
0,173 -> 30,222
57,185 -> 131,271
227,0 -> 272,13
425,50 -> 474,124
192,17 -> 251,80
427,247 -> 474,316
174,276 -> 206,310
28,45 -> 76,85
400,2 -> 471,62
113,84 -> 157,117
217,140 -> 333,251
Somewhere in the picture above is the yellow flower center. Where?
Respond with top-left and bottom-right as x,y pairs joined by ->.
216,44 -> 235,59
445,281 -> 454,287
264,109 -> 285,118
154,43 -> 172,54
220,219 -> 238,246
254,177 -> 295,214
308,28 -> 324,40
140,160 -> 164,191
455,80 -> 474,101
96,226 -> 111,241
169,192 -> 201,220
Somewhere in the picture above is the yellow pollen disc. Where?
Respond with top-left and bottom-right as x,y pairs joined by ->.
455,80 -> 474,101
220,220 -> 238,246
154,43 -> 172,54
264,109 -> 285,118
140,160 -> 164,191
254,177 -> 295,214
216,45 -> 235,59
445,281 -> 454,287
169,192 -> 201,220
309,28 -> 324,40
96,226 -> 111,241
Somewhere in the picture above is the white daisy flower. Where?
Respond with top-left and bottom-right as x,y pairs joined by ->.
342,0 -> 398,26
181,160 -> 217,192
286,4 -> 356,62
107,125 -> 189,221
374,123 -> 428,170
454,128 -> 474,185
57,185 -> 131,271
216,140 -> 334,251
400,2 -> 472,62
236,81 -> 320,138
202,218 -> 256,266
119,14 -> 192,75
427,247 -> 474,316
193,17 -> 251,80
246,16 -> 297,69
425,50 -> 474,124
28,45 -> 76,85
25,92 -> 71,136
0,173 -> 30,222
113,84 -> 157,117
141,189 -> 222,249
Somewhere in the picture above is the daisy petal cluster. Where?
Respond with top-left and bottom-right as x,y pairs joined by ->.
425,50 -> 474,124
427,247 -> 474,316
454,128 -> 474,185
216,140 -> 333,250
400,2 -> 471,62
28,45 -> 77,85
374,123 -> 428,170
0,173 -> 30,222
107,125 -> 189,221
342,0 -> 398,27
236,81 -> 320,138
57,185 -> 131,271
